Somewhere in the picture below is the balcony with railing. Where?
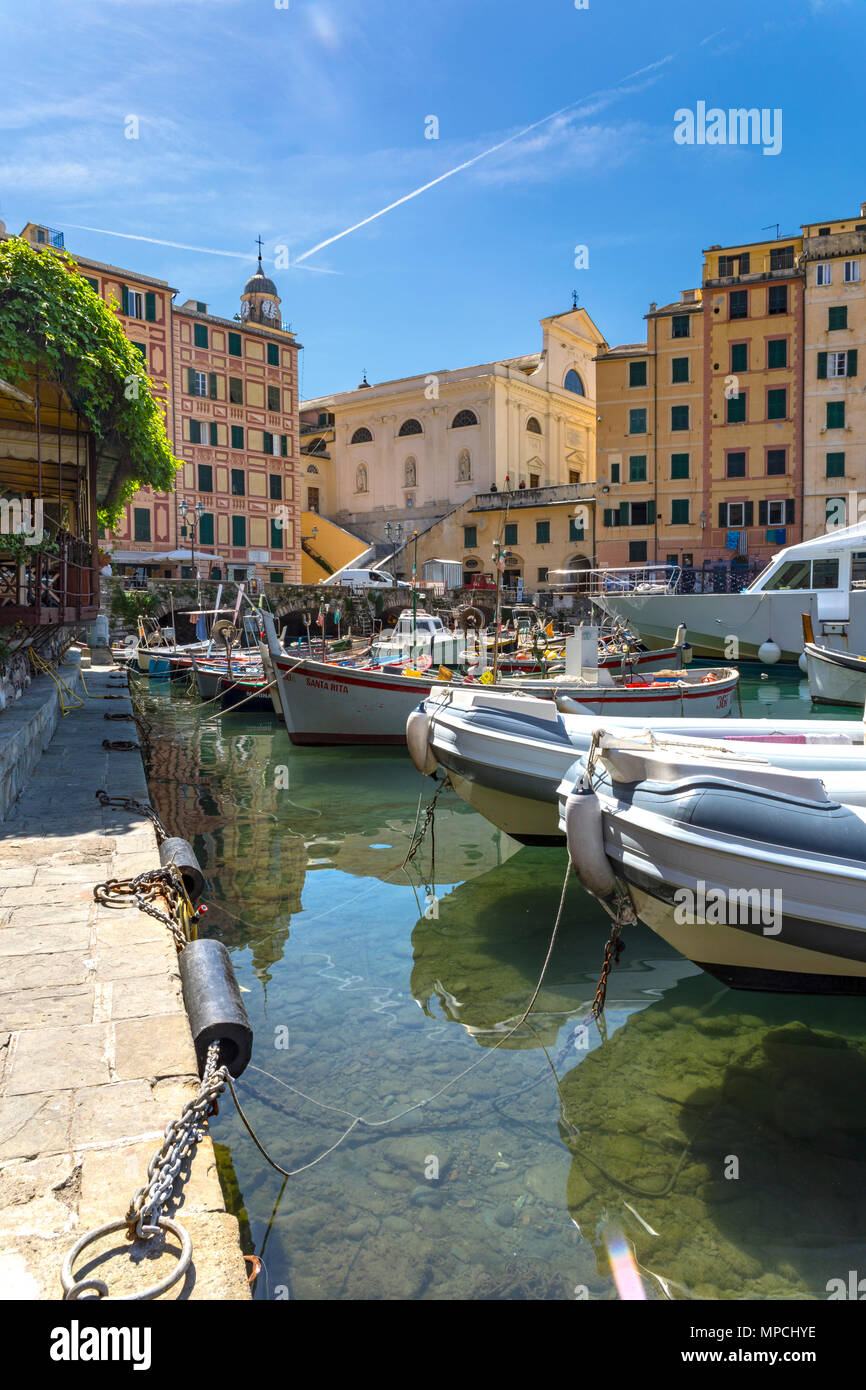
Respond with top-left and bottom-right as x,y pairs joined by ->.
0,530 -> 98,624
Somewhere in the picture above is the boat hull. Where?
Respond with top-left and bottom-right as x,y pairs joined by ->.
805,642 -> 866,707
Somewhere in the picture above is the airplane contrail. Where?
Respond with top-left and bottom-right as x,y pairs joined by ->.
61,223 -> 341,272
295,54 -> 676,264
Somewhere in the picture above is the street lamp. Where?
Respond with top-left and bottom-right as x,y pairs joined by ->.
384,521 -> 404,579
179,498 -> 205,600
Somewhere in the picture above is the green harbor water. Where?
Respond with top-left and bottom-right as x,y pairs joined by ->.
135,666 -> 866,1300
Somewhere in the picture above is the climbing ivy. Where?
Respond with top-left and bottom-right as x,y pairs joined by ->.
0,238 -> 180,529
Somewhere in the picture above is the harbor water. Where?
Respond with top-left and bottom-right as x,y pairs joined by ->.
136,667 -> 866,1300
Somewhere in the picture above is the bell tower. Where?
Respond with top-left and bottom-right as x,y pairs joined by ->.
241,237 -> 281,327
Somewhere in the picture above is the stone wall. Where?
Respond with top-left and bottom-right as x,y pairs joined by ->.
0,649 -> 83,821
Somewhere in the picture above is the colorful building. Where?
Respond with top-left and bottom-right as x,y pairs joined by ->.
801,202 -> 866,538
12,223 -> 302,583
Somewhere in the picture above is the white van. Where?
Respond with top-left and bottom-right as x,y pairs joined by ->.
323,568 -> 400,587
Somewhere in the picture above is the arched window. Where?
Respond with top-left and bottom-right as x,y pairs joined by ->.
351,426 -> 373,444
451,409 -> 478,428
355,463 -> 368,493
526,416 -> 542,434
564,369 -> 585,396
398,418 -> 423,437
306,463 -> 319,474
457,448 -> 471,481
403,456 -> 417,488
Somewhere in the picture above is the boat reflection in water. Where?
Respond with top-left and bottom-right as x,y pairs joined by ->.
558,971 -> 866,1300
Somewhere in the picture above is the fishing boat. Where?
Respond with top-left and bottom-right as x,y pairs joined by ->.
557,735 -> 866,995
581,519 -> 866,662
804,642 -> 866,708
408,686 -> 866,843
371,609 -> 471,669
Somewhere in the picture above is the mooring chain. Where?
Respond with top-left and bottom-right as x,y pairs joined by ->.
591,890 -> 638,1020
126,1042 -> 228,1239
403,776 -> 449,870
94,868 -> 191,952
95,788 -> 168,843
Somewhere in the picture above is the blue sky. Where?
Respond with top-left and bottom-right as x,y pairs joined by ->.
1,0 -> 864,400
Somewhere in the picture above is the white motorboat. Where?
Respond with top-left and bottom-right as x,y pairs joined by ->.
371,609 -> 472,669
804,642 -> 866,708
586,520 -> 866,662
408,686 -> 866,843
557,736 -> 866,995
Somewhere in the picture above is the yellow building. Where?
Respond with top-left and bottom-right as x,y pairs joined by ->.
801,203 -> 866,537
300,511 -> 369,583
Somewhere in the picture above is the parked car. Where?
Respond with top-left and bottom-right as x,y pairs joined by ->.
323,568 -> 401,587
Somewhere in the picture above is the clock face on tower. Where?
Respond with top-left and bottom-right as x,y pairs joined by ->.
262,299 -> 278,320
241,300 -> 251,319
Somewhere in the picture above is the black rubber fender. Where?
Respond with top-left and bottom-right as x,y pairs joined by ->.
179,938 -> 253,1078
158,837 -> 205,904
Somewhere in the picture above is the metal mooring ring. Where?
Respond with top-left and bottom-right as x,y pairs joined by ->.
61,1217 -> 192,1301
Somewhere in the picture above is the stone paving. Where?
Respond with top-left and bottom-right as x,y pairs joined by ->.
0,656 -> 250,1300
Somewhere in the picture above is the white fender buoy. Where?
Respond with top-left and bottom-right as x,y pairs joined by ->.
555,692 -> 594,717
564,780 -> 617,902
798,651 -> 808,674
758,639 -> 781,665
674,623 -> 687,648
406,708 -> 437,776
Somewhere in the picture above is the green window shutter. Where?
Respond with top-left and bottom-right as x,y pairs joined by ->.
629,361 -> 647,387
262,430 -> 273,454
619,501 -> 629,525
228,332 -> 242,357
197,463 -> 213,491
195,324 -> 209,349
767,339 -> 787,369
785,499 -> 795,525
209,421 -> 218,446
133,508 -> 151,542
231,425 -> 244,450
270,519 -> 283,550
767,389 -> 787,420
208,372 -> 218,399
504,523 -> 518,545
671,357 -> 689,384
629,456 -> 647,482
671,500 -> 689,525
646,500 -> 656,524
826,452 -> 845,478
84,275 -> 99,291
730,343 -> 747,373
199,513 -> 214,546
847,349 -> 858,377
535,521 -> 550,544
603,509 -> 614,528
232,515 -> 246,547
269,474 -> 282,500
718,503 -> 726,528
267,343 -> 279,367
744,501 -> 754,527
569,519 -> 584,541
727,394 -> 746,423
670,453 -> 689,479
464,526 -> 477,547
280,434 -> 288,457
145,291 -> 156,322
189,420 -> 200,444
121,285 -> 129,315
758,500 -> 768,527
187,368 -> 196,394
828,306 -> 847,331
671,405 -> 689,430
817,352 -> 828,379
827,401 -> 845,428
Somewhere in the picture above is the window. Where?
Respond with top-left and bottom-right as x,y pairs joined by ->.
718,252 -> 750,276
464,525 -> 477,548
569,518 -> 584,542
191,371 -> 207,398
529,473 -> 539,489
629,361 -> 647,387
767,388 -> 787,420
133,507 -> 151,542
727,393 -> 746,423
228,333 -> 242,357
267,385 -> 280,413
351,427 -> 373,444
759,500 -> 795,528
726,452 -> 746,478
719,501 -> 753,529
537,567 -> 549,583
270,519 -> 283,551
267,343 -> 280,366
504,523 -> 518,545
829,306 -> 848,331
270,474 -> 282,500
629,455 -> 647,482
198,513 -> 214,547
826,452 -> 845,478
610,462 -> 620,483
229,377 -> 243,404
671,499 -> 690,525
768,284 -> 788,315
730,342 -> 748,374
280,435 -> 288,457
124,288 -> 144,319
270,571 -> 284,584
197,463 -> 213,492
729,291 -> 748,320
536,521 -> 550,544
671,357 -> 689,384
819,350 -> 858,378
671,453 -> 689,480
231,425 -> 244,449
231,515 -> 246,548
826,401 -> 845,429
767,339 -> 787,369
770,245 -> 795,271
816,263 -> 832,286
262,430 -> 275,455
131,342 -> 147,365
767,448 -> 786,476
84,275 -> 99,292
630,501 -> 651,526
564,369 -> 585,394
399,418 -> 423,436
844,261 -> 860,283
671,316 -> 690,338
526,416 -> 543,433
671,405 -> 689,431
307,487 -> 319,512
628,408 -> 647,434
189,419 -> 204,444
452,409 -> 478,428
194,324 -> 208,349
196,301 -> 207,314
629,541 -> 648,562
231,469 -> 245,496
